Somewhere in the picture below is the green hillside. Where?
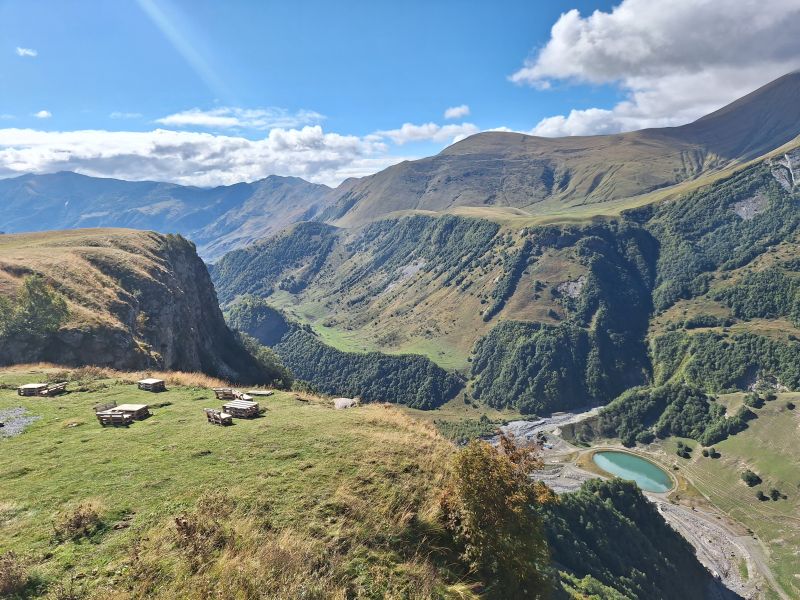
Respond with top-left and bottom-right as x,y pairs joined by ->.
213,138 -> 800,418
0,365 -> 713,599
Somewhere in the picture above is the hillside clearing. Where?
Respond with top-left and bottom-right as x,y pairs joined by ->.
0,365 -> 458,598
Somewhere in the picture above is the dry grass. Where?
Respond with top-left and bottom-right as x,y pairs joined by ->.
6,362 -> 231,389
52,500 -> 105,542
0,552 -> 29,597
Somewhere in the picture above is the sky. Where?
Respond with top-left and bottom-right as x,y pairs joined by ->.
1,0 -> 800,187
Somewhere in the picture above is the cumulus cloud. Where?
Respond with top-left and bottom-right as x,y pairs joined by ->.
0,126 -> 391,187
373,122 -> 479,145
156,106 -> 325,130
33,110 -> 51,119
444,104 -> 470,119
512,0 -> 800,136
15,47 -> 37,57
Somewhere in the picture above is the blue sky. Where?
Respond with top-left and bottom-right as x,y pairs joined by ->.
1,0 -> 799,186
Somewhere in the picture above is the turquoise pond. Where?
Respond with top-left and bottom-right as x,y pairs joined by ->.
592,451 -> 673,493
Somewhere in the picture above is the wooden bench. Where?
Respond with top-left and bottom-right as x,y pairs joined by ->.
212,387 -> 237,400
96,411 -> 133,427
38,382 -> 67,397
204,408 -> 233,426
94,401 -> 117,413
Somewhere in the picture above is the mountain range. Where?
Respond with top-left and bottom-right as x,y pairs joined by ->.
2,71 -> 799,259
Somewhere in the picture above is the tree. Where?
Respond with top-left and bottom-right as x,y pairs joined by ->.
235,332 -> 293,389
741,470 -> 762,487
441,435 -> 555,598
0,275 -> 69,339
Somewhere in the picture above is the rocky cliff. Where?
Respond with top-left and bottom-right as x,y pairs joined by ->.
0,229 -> 268,382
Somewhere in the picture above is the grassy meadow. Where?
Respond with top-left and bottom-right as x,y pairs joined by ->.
651,395 -> 800,598
0,365 -> 460,599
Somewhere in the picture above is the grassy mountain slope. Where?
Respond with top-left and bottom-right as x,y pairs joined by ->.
0,365 -> 714,599
0,229 -> 272,382
212,215 -> 656,412
0,172 -> 332,260
322,72 -> 800,228
213,136 -> 800,413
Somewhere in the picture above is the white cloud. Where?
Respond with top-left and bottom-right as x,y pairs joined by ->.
444,104 -> 470,119
373,122 -> 479,145
512,0 -> 800,136
15,47 -> 37,57
110,111 -> 143,119
0,126 -> 391,187
33,110 -> 51,119
156,106 -> 325,130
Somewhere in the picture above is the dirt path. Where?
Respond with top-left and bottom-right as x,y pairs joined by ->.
653,499 -> 759,598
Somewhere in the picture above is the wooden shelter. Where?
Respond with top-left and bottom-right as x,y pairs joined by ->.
137,378 -> 166,392
204,408 -> 233,426
222,399 -> 259,419
17,383 -> 49,396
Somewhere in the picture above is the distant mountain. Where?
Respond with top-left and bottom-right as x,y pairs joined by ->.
321,71 -> 800,226
0,172 -> 331,260
2,72 -> 799,257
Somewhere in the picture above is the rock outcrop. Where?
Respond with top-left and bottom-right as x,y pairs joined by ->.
0,229 -> 269,382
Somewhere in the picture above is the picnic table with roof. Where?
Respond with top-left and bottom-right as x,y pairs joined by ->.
222,398 -> 259,418
137,378 -> 166,392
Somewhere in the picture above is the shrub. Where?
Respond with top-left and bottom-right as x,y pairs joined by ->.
0,552 -> 28,597
743,393 -> 764,408
786,401 -> 796,410
53,502 -> 104,541
441,436 -> 555,598
701,449 -> 709,457
756,490 -> 768,501
769,488 -> 782,501
741,470 -> 762,487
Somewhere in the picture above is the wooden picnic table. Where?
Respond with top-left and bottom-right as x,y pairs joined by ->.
17,383 -> 49,396
137,378 -> 166,392
222,399 -> 259,419
113,404 -> 151,419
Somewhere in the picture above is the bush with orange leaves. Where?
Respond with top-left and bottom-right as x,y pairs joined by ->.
441,434 -> 557,599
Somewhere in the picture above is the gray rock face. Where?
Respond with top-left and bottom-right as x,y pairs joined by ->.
770,147 -> 800,191
732,193 -> 769,220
